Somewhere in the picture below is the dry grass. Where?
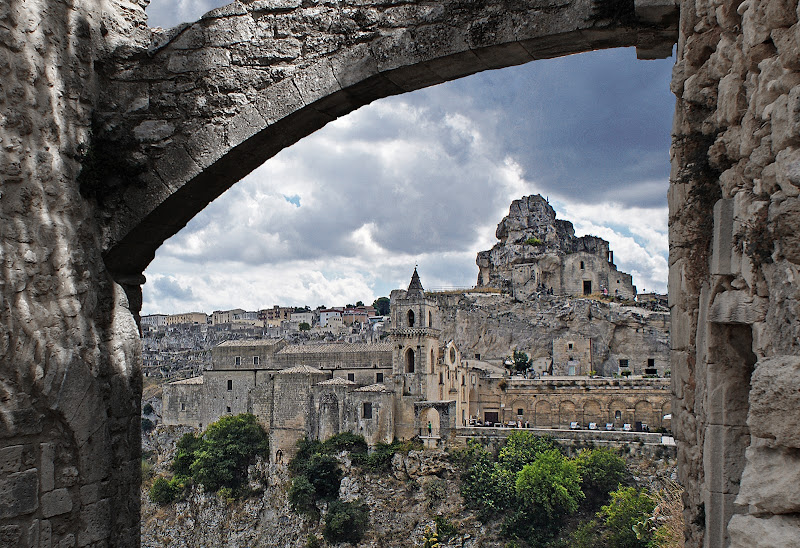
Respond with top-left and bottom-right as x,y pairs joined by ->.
650,479 -> 685,548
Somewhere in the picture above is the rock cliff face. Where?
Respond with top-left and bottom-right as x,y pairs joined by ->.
476,196 -> 635,299
433,292 -> 670,377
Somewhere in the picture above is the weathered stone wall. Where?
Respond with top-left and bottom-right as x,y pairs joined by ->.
0,0 -> 149,546
669,0 -> 800,545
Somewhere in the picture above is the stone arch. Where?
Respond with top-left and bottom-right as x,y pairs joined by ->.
660,400 -> 671,430
97,2 -> 676,276
609,399 -> 627,427
559,400 -> 578,428
405,347 -> 415,373
421,407 -> 440,437
509,399 -> 527,423
634,400 -> 653,426
582,399 -> 603,426
319,392 -> 340,441
535,400 -> 552,428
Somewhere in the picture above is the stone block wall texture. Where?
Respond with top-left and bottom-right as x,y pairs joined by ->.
7,0 -> 800,545
0,0 -> 149,546
669,0 -> 800,545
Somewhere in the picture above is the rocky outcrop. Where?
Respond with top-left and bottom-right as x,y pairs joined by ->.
433,292 -> 670,377
476,195 -> 636,299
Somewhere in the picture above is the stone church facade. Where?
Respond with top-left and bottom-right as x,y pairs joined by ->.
164,270 -> 670,457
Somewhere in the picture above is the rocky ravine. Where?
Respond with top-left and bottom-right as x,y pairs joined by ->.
141,426 -> 677,548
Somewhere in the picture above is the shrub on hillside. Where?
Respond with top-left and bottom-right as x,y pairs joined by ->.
323,499 -> 369,544
575,447 -> 629,505
600,486 -> 656,548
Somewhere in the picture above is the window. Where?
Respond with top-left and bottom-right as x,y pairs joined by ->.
226,406 -> 231,413
347,373 -> 355,382
181,403 -> 185,411
227,379 -> 233,390
376,372 -> 384,383
619,359 -> 629,368
253,356 -> 259,366
405,348 -> 415,373
517,408 -> 524,416
407,310 -> 415,327
362,402 -> 372,419
428,311 -> 432,326
648,358 -> 655,367
580,261 -> 585,269
234,356 -> 241,366
568,343 -> 573,350
439,372 -> 443,385
615,410 -> 622,420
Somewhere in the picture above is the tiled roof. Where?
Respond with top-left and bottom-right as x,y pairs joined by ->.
317,377 -> 355,386
354,383 -> 390,393
278,342 -> 392,355
170,376 -> 204,385
216,339 -> 283,347
277,365 -> 324,374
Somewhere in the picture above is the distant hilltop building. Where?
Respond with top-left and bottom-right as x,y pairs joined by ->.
476,195 -> 636,300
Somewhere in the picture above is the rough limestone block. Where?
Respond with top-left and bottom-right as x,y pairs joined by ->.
729,514 -> 800,548
748,356 -> 800,447
737,443 -> 800,514
40,443 -> 54,492
41,488 -> 73,518
77,499 -> 111,547
708,290 -> 768,324
703,424 -> 749,494
711,198 -> 734,275
0,469 -> 38,519
0,445 -> 24,474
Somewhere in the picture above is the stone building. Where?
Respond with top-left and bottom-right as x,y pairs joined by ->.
164,270 -> 670,456
476,195 -> 636,300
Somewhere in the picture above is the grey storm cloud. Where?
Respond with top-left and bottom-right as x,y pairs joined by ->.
151,276 -> 195,301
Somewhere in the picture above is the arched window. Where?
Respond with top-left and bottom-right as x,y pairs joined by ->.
428,311 -> 432,326
405,348 -> 415,373
430,349 -> 435,373
407,310 -> 415,327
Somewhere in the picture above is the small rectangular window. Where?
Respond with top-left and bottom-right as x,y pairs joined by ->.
648,358 -> 655,367
226,406 -> 231,413
568,343 -> 573,350
253,356 -> 260,366
227,379 -> 233,390
234,356 -> 241,366
181,403 -> 186,411
619,359 -> 629,368
362,402 -> 372,419
517,408 -> 524,416
376,372 -> 384,383
439,372 -> 443,385
347,373 -> 355,382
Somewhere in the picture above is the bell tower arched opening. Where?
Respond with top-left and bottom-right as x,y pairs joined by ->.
405,348 -> 415,373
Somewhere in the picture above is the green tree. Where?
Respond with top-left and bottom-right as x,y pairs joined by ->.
289,475 -> 317,515
306,454 -> 342,500
515,449 -> 584,519
355,300 -> 364,307
599,487 -> 656,548
143,402 -> 154,415
510,350 -> 532,373
497,431 -> 556,473
372,297 -> 390,316
575,448 -> 629,505
189,414 -> 268,492
141,417 -> 155,433
323,500 -> 369,544
172,432 -> 202,477
298,322 -> 311,331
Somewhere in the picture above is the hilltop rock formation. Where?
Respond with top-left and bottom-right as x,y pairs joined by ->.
476,196 -> 635,300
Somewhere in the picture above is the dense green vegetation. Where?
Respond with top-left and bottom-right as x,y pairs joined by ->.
148,414 -> 268,504
457,432 -> 665,547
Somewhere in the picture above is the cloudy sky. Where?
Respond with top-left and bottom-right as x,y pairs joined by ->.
142,1 -> 676,315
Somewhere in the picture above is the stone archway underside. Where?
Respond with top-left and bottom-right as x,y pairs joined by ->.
95,0 -> 678,277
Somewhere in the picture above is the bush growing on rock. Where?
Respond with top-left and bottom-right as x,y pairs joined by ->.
575,447 -> 629,505
323,499 -> 369,544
